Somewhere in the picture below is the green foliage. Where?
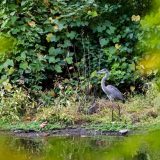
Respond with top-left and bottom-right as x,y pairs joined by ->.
137,0 -> 160,77
0,85 -> 36,121
139,0 -> 160,51
0,34 -> 17,62
0,81 -> 159,132
0,0 -> 151,91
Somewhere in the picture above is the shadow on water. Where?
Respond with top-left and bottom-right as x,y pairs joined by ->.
0,130 -> 160,160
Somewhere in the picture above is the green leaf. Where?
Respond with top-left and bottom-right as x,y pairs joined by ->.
7,67 -> 15,75
3,59 -> 14,68
20,52 -> 26,60
87,10 -> 98,17
100,38 -> 109,47
49,47 -> 55,55
54,65 -> 62,73
20,62 -> 28,70
66,57 -> 73,64
64,40 -> 71,47
106,26 -> 116,35
97,25 -> 106,33
109,47 -> 116,54
66,31 -> 76,39
49,57 -> 56,63
46,33 -> 59,42
49,47 -> 63,56
46,33 -> 53,42
51,35 -> 59,42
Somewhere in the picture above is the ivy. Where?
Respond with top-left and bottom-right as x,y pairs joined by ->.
0,0 -> 151,91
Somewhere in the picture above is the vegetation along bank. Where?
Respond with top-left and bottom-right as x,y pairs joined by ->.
0,0 -> 160,134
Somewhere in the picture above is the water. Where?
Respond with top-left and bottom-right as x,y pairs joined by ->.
0,130 -> 160,160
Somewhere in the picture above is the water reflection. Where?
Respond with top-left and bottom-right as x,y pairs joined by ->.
0,130 -> 160,160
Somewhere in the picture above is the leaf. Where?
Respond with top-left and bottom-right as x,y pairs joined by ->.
130,86 -> 135,92
49,57 -> 56,63
66,57 -> 73,64
46,33 -> 58,42
87,10 -> 98,17
96,25 -> 106,33
100,38 -> 109,47
20,52 -> 26,60
21,1 -> 28,6
64,40 -> 72,47
7,67 -> 15,75
48,47 -> 55,55
3,59 -> 14,68
54,65 -> 62,73
46,33 -> 53,42
51,35 -> 59,42
43,0 -> 49,6
20,62 -> 28,70
3,82 -> 12,92
66,31 -> 76,39
28,21 -> 36,27
11,16 -> 18,24
109,47 -> 116,54
49,47 -> 63,56
107,26 -> 116,35
54,25 -> 59,31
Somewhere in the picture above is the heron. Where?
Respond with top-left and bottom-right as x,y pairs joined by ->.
97,68 -> 125,121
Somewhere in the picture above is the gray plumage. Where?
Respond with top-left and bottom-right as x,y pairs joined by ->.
105,85 -> 124,102
97,68 -> 125,121
98,68 -> 124,102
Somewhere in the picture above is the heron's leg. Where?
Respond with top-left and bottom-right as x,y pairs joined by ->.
118,104 -> 121,121
110,100 -> 114,121
111,108 -> 114,121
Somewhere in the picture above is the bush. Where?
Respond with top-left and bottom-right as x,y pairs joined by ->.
0,0 -> 151,92
0,85 -> 36,121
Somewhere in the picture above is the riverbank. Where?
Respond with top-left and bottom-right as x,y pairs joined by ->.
1,118 -> 160,138
11,128 -> 129,138
0,84 -> 160,137
0,120 -> 130,137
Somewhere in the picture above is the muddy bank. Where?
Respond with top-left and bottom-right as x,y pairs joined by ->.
11,127 -> 129,138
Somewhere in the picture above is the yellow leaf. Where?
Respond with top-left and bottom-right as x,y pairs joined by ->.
131,15 -> 141,22
48,17 -> 54,23
46,33 -> 53,42
130,86 -> 135,92
3,82 -> 12,92
28,21 -> 36,27
54,25 -> 59,30
115,43 -> 121,50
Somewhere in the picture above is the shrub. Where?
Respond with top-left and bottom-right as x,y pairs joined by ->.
0,85 -> 36,121
0,0 -> 151,92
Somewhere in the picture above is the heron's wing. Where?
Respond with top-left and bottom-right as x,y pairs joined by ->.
106,85 -> 124,100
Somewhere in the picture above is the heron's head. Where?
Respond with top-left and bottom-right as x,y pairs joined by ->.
97,68 -> 109,74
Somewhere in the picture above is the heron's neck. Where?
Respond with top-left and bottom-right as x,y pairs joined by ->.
101,73 -> 109,91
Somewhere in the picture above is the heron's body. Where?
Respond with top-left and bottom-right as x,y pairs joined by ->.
98,68 -> 125,121
101,73 -> 124,102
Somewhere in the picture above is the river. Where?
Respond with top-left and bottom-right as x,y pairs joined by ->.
0,130 -> 160,160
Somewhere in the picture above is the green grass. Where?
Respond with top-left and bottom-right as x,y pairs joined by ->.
0,121 -> 65,132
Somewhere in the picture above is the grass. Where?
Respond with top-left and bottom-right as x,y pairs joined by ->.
0,121 -> 65,132
0,83 -> 160,132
